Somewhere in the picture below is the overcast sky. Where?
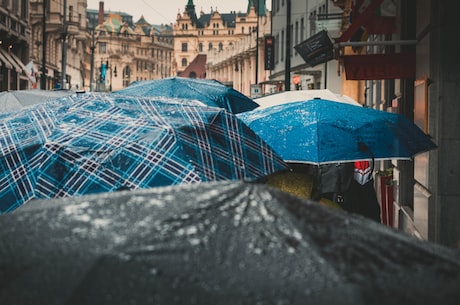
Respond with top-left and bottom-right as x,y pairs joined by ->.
87,0 -> 270,24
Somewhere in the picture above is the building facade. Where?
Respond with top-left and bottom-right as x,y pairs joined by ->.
268,0 -> 344,95
331,0 -> 460,250
0,0 -> 31,91
29,0 -> 87,90
86,2 -> 173,92
173,0 -> 264,83
205,5 -> 271,97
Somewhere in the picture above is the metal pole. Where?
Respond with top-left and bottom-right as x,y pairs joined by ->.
284,0 -> 291,91
90,30 -> 95,91
255,11 -> 259,84
40,0 -> 47,90
324,0 -> 328,89
61,0 -> 67,89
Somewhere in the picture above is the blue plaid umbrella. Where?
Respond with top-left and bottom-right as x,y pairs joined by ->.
238,99 -> 437,164
113,77 -> 259,114
0,93 -> 288,213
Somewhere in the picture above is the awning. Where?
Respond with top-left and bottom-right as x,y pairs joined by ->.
0,50 -> 13,70
259,79 -> 284,85
0,48 -> 22,72
9,52 -> 28,74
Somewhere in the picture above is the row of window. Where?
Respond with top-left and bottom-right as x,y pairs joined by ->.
181,42 -> 227,53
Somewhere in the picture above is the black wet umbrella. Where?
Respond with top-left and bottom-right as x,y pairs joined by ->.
1,181 -> 459,305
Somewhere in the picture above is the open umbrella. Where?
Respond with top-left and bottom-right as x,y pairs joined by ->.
0,93 -> 288,213
254,89 -> 360,109
0,89 -> 75,113
0,181 -> 459,305
113,76 -> 259,114
238,98 -> 437,164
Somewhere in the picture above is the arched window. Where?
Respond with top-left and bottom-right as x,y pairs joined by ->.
208,43 -> 213,50
219,42 -> 223,51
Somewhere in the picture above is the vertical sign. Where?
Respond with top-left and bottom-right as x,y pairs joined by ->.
264,35 -> 275,70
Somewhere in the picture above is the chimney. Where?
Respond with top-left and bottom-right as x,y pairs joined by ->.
98,1 -> 104,25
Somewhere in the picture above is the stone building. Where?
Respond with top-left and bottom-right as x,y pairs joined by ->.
205,6 -> 271,97
268,0 -> 344,94
0,0 -> 31,91
173,0 -> 265,83
29,0 -> 87,90
86,2 -> 173,91
329,0 -> 460,250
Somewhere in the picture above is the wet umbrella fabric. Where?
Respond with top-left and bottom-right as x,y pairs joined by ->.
0,181 -> 459,305
254,89 -> 361,109
0,89 -> 74,113
113,76 -> 259,114
0,93 -> 288,213
238,98 -> 437,164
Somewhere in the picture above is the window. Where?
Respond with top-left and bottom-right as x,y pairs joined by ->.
300,18 -> 304,41
20,0 -> 27,18
99,42 -> 106,54
208,43 -> 213,50
69,5 -> 73,22
281,30 -> 284,61
198,43 -> 203,52
275,33 -> 279,64
181,58 -> 187,67
181,43 -> 188,52
295,21 -> 299,48
219,42 -> 223,51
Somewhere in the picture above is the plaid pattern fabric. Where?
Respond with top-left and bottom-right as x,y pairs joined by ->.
114,77 -> 259,114
0,93 -> 288,213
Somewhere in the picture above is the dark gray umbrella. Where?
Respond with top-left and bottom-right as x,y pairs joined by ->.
1,181 -> 459,305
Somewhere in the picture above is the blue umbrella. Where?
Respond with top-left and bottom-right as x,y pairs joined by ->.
238,98 -> 437,164
113,77 -> 258,114
0,89 -> 75,113
0,93 -> 288,213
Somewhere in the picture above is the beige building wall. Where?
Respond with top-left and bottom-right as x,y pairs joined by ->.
29,0 -> 87,90
173,3 -> 260,79
88,11 -> 173,92
206,10 -> 272,97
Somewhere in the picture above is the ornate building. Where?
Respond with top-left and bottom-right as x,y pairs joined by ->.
205,6 -> 271,97
0,0 -> 31,91
173,0 -> 266,82
86,2 -> 173,92
29,0 -> 87,90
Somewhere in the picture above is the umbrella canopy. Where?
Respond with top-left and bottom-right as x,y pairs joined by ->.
254,89 -> 361,109
238,98 -> 437,164
0,93 -> 288,213
0,181 -> 459,305
113,76 -> 259,114
0,89 -> 74,113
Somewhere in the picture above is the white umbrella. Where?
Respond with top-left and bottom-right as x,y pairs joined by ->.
254,89 -> 360,109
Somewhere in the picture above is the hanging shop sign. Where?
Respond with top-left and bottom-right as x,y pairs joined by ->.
343,53 -> 415,80
294,30 -> 334,67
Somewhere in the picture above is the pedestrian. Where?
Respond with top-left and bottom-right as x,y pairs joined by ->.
343,160 -> 381,222
312,162 -> 355,204
312,160 -> 381,222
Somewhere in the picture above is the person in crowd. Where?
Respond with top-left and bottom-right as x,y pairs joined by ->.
313,160 -> 381,222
